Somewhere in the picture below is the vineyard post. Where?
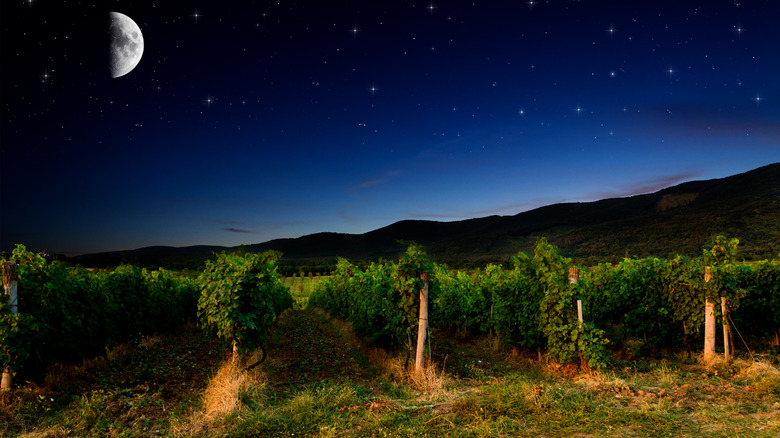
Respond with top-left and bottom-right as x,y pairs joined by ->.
569,268 -> 582,327
568,267 -> 580,285
415,272 -> 429,378
721,297 -> 730,362
703,266 -> 716,364
2,261 -> 18,391
489,303 -> 494,339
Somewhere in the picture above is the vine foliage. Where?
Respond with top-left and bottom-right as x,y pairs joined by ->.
197,250 -> 292,356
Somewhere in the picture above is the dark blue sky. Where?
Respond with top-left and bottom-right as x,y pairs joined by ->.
2,0 -> 779,255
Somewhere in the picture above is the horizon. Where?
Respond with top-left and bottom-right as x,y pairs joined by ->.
57,162 -> 778,257
2,1 -> 779,256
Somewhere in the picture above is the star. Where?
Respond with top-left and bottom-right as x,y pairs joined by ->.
733,24 -> 745,36
192,9 -> 202,22
40,69 -> 51,84
754,94 -> 762,105
368,83 -> 379,96
527,0 -> 536,9
666,65 -> 676,77
350,25 -> 360,37
606,25 -> 617,37
427,2 -> 437,15
203,95 -> 214,107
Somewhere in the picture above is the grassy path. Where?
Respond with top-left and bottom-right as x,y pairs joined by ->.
263,309 -> 381,392
2,309 -> 779,437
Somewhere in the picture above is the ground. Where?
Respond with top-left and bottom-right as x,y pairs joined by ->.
1,309 -> 779,437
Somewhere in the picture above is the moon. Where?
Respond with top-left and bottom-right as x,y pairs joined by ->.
109,12 -> 144,78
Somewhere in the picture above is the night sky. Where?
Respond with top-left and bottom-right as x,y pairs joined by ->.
2,1 -> 779,256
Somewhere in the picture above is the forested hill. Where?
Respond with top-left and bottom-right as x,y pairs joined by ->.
79,163 -> 780,267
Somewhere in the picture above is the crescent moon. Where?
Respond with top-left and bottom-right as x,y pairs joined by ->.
109,12 -> 144,78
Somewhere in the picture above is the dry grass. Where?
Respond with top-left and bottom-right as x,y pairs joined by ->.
43,354 -> 111,389
314,309 -> 451,397
105,343 -> 133,362
202,361 -> 266,421
739,359 -> 780,379
733,358 -> 780,397
175,360 -> 268,436
376,351 -> 449,398
139,334 -> 163,349
409,361 -> 448,398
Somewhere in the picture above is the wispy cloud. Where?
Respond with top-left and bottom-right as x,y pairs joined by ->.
403,200 -> 549,221
215,220 -> 256,234
357,178 -> 385,188
585,172 -> 701,200
356,169 -> 403,188
223,227 -> 254,234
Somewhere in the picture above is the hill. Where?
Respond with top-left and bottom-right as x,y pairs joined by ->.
77,163 -> 780,268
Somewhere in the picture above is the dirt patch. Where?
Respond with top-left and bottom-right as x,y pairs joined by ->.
0,324 -> 226,436
262,309 -> 379,392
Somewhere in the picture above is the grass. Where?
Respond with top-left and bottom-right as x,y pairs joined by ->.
282,275 -> 329,308
2,310 -> 779,437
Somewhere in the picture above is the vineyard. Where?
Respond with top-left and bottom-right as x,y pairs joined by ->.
310,238 -> 780,368
1,239 -> 779,436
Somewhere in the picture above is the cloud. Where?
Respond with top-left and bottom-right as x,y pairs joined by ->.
403,200 -> 549,221
585,172 -> 701,200
216,220 -> 256,234
223,227 -> 254,234
357,178 -> 384,188
356,169 -> 403,189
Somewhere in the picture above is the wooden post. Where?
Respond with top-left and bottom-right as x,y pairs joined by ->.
569,268 -> 582,327
568,267 -> 580,285
703,266 -> 716,364
2,262 -> 18,315
2,261 -> 19,391
721,297 -> 730,362
415,272 -> 429,378
489,302 -> 495,338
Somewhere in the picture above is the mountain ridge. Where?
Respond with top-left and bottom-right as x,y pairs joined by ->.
77,163 -> 780,267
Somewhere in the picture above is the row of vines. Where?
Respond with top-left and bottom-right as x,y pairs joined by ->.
1,245 -> 293,382
309,237 -> 780,368
2,236 -> 777,378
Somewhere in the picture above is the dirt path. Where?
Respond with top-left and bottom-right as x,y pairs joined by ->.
262,309 -> 380,392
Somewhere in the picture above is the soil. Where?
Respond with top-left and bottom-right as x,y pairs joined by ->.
262,309 -> 380,392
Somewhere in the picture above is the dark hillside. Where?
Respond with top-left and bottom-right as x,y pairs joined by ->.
77,163 -> 780,267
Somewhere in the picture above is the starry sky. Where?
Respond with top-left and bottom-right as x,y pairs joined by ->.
2,0 -> 779,256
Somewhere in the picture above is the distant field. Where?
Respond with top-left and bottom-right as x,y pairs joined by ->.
282,274 -> 329,307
